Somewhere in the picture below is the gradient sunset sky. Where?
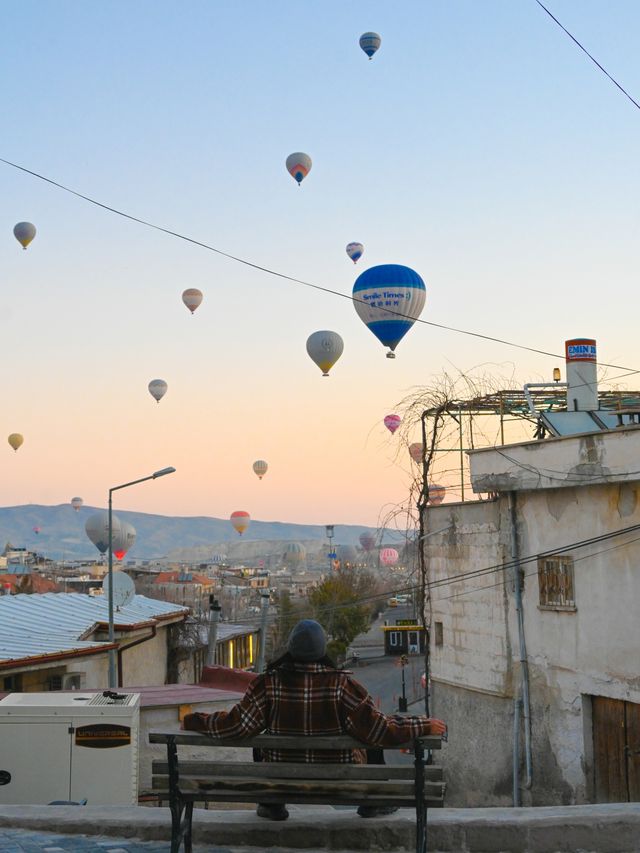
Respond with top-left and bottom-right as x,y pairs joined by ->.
1,1 -> 639,530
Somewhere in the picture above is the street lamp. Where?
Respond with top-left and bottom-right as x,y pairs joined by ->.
107,466 -> 176,687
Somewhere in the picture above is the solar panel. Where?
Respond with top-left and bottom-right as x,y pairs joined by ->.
540,411 -> 603,437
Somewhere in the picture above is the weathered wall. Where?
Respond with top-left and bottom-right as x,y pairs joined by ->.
514,482 -> 640,802
424,465 -> 640,807
120,627 -> 170,687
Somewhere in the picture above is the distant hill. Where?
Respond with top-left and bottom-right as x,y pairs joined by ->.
0,504 -> 394,560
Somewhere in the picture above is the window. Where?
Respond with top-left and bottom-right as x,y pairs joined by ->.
538,555 -> 576,609
389,631 -> 399,646
434,622 -> 444,646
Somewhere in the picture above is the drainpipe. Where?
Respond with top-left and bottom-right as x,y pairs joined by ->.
512,697 -> 522,806
508,492 -> 533,794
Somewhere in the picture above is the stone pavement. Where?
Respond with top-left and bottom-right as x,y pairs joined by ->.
2,803 -> 640,852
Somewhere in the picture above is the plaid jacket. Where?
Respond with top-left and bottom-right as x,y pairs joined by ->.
193,661 -> 435,763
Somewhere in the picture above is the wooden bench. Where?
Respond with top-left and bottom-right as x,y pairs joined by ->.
149,730 -> 445,853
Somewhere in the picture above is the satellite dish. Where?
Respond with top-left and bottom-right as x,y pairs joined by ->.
103,572 -> 135,610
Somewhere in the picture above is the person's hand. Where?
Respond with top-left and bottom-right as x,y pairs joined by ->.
426,718 -> 447,737
183,712 -> 208,732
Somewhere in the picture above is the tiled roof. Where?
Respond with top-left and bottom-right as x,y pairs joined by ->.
0,592 -> 188,666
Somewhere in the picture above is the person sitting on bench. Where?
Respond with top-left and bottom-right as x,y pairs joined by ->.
184,619 -> 446,822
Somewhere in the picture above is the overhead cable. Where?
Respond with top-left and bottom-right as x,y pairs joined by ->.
0,155 -> 638,377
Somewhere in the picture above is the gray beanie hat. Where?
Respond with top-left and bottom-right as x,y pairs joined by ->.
287,619 -> 327,662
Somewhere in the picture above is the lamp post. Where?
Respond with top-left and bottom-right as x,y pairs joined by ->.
107,466 -> 175,687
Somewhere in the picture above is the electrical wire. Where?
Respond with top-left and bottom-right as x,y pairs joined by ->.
534,0 -> 640,112
1,155 -> 639,377
204,519 -> 640,626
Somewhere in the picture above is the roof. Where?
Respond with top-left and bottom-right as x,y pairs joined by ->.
0,592 -> 188,668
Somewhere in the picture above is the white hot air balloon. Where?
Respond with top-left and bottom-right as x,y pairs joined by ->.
148,379 -> 168,403
85,511 -> 122,555
182,288 -> 203,314
112,521 -> 136,560
306,331 -> 344,377
71,496 -> 84,512
13,222 -> 36,250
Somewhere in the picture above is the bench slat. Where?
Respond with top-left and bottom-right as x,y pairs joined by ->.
149,731 -> 442,751
151,775 -> 445,801
151,759 -> 443,782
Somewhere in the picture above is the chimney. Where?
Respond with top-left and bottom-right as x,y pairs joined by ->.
565,338 -> 598,411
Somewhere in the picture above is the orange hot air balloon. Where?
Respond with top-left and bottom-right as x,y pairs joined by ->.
230,510 -> 250,535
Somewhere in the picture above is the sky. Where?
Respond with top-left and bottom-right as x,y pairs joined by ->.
1,0 -> 640,531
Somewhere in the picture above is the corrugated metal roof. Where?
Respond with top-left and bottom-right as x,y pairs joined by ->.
0,592 -> 188,666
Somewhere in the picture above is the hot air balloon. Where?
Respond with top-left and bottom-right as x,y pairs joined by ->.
71,496 -> 83,512
283,542 -> 306,565
359,32 -> 381,59
182,288 -> 203,314
409,442 -> 424,464
286,152 -> 312,185
306,330 -> 344,377
33,526 -> 41,535
112,521 -> 136,560
353,264 -> 426,358
379,547 -> 399,566
148,379 -> 168,403
7,434 -> 23,452
359,532 -> 376,551
211,553 -> 227,564
336,544 -> 358,566
253,460 -> 268,480
13,222 -> 36,250
346,242 -> 364,264
85,511 -> 122,555
384,414 -> 402,434
428,484 -> 446,505
230,511 -> 250,535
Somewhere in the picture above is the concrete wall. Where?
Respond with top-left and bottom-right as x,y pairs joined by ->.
423,466 -> 640,807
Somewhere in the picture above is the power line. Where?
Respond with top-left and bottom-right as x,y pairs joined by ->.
1,155 -> 639,377
534,0 -> 640,112
211,519 -> 640,626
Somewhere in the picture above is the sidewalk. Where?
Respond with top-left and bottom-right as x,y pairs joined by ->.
1,803 -> 640,852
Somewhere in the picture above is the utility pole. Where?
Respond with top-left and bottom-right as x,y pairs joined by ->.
256,592 -> 270,673
206,596 -> 221,666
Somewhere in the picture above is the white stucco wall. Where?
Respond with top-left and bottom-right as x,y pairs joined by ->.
119,627 -> 170,687
425,430 -> 640,805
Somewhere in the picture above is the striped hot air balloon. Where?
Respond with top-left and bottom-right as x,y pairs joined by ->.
230,511 -> 250,535
384,414 -> 402,434
346,242 -> 364,263
359,32 -> 381,59
379,547 -> 399,566
253,460 -> 268,480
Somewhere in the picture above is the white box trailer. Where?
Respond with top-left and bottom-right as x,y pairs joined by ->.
0,692 -> 140,805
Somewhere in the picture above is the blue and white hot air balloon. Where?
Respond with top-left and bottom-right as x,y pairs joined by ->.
352,264 -> 426,358
359,32 -> 381,60
346,242 -> 364,263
